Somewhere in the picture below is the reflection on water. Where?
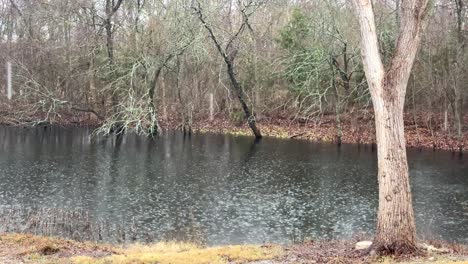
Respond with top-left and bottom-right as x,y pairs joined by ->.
0,126 -> 467,245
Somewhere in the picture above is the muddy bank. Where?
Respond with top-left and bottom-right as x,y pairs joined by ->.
165,112 -> 467,153
1,103 -> 466,152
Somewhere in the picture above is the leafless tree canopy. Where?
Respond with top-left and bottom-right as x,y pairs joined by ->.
0,0 -> 465,139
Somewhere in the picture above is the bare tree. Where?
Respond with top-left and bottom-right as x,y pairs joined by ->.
352,0 -> 429,254
0,0 -> 465,149
105,0 -> 124,130
192,0 -> 262,139
105,0 -> 123,67
453,0 -> 465,145
147,43 -> 192,135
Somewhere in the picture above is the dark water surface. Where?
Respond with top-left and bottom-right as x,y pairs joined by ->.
0,126 -> 467,245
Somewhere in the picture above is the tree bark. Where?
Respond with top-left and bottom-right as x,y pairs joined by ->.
225,57 -> 262,138
162,77 -> 167,121
454,0 -> 465,144
6,61 -> 12,100
148,55 -> 173,135
148,66 -> 163,135
89,57 -> 98,110
105,0 -> 123,117
353,0 -> 429,254
209,93 -> 214,122
193,2 -> 262,139
373,89 -> 417,254
105,0 -> 116,110
330,58 -> 342,146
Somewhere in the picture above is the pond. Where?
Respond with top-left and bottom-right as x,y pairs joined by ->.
0,126 -> 466,245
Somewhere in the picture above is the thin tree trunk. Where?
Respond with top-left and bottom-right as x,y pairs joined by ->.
332,43 -> 352,134
332,43 -> 351,93
149,54 -> 175,135
454,96 -> 463,140
193,2 -> 262,139
162,76 -> 167,121
148,77 -> 161,136
454,0 -> 465,144
89,57 -> 98,110
6,61 -> 12,100
444,99 -> 449,132
105,0 -> 123,118
330,58 -> 342,146
106,27 -> 118,114
209,93 -> 214,122
225,59 -> 262,138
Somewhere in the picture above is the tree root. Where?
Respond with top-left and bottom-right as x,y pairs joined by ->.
372,241 -> 425,256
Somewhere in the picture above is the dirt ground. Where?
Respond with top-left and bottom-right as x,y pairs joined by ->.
1,234 -> 467,264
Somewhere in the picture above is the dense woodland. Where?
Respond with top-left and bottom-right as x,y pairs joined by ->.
0,0 -> 466,140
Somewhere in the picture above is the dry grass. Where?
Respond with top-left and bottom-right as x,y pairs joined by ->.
0,233 -> 116,263
1,234 -> 467,264
0,234 -> 282,264
73,242 -> 282,264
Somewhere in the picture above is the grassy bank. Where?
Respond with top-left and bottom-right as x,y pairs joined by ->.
1,234 -> 467,264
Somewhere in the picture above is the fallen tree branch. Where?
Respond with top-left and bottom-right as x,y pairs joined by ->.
70,107 -> 104,120
290,131 -> 308,139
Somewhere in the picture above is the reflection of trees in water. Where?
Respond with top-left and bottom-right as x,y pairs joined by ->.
243,138 -> 261,163
91,134 -> 124,240
165,134 -> 268,244
250,144 -> 377,243
107,134 -> 123,183
136,132 -> 209,244
0,207 -> 138,243
167,133 -> 207,244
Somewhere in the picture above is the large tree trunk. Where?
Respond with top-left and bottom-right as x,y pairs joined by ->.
373,90 -> 417,253
353,0 -> 429,254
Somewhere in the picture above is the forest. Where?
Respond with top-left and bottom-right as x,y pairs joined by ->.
0,0 -> 466,150
0,0 -> 467,263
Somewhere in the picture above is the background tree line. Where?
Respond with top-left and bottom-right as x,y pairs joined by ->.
0,0 -> 466,139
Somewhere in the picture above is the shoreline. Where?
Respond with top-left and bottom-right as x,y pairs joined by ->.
0,105 -> 466,153
0,233 -> 467,264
